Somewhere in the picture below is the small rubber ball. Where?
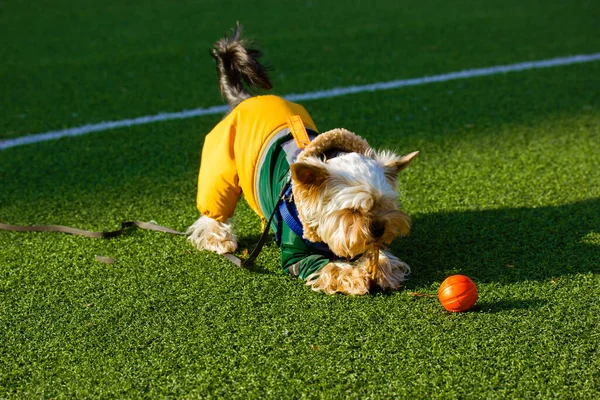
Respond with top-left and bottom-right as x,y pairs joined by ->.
438,275 -> 478,312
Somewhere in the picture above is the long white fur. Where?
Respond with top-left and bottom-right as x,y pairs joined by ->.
306,250 -> 410,295
187,215 -> 238,255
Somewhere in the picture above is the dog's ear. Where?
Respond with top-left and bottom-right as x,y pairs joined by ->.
388,151 -> 419,172
382,151 -> 419,180
291,162 -> 329,186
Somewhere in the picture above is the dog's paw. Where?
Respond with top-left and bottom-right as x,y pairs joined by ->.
305,261 -> 371,296
186,215 -> 238,254
372,251 -> 410,290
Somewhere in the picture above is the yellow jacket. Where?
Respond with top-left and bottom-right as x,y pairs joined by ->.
196,95 -> 317,221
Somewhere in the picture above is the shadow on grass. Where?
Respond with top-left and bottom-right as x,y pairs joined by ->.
472,299 -> 548,314
395,198 -> 600,287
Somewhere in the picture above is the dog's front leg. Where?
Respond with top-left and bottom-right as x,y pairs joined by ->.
305,260 -> 371,295
367,250 -> 410,291
306,251 -> 410,295
187,215 -> 238,254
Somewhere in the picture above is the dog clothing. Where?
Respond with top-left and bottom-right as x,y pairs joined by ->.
196,95 -> 331,279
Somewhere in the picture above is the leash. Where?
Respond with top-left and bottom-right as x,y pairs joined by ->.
0,181 -> 292,268
0,220 -> 185,238
0,217 -> 268,268
0,217 -> 269,268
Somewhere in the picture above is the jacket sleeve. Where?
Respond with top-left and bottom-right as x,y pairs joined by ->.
195,115 -> 241,222
279,225 -> 330,280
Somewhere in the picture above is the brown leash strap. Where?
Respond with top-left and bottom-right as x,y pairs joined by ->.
0,220 -> 185,238
0,215 -> 272,269
0,181 -> 291,268
0,218 -> 266,268
1,218 -> 268,268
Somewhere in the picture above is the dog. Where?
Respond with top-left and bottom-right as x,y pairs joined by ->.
187,23 -> 418,295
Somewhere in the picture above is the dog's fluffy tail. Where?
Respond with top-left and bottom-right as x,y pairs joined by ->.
211,22 -> 272,109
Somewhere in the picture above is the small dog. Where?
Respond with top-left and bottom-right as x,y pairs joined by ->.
188,24 -> 418,295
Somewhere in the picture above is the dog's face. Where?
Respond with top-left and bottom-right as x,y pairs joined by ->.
291,149 -> 418,259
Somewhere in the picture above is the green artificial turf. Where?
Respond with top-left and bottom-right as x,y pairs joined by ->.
1,0 -> 600,398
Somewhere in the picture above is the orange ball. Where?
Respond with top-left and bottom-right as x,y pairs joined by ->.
438,275 -> 478,312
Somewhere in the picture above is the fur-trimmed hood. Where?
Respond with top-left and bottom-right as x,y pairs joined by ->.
295,128 -> 371,162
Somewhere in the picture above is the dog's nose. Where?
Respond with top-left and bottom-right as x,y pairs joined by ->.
370,220 -> 386,239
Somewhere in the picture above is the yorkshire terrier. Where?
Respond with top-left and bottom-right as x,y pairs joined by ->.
187,23 -> 418,295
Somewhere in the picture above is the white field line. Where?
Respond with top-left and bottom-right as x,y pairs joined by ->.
2,52 -> 600,151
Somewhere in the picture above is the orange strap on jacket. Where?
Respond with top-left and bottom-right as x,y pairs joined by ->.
287,115 -> 311,149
